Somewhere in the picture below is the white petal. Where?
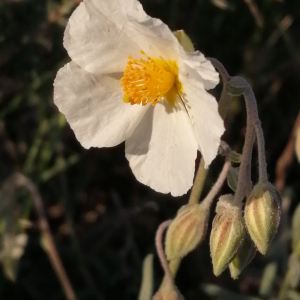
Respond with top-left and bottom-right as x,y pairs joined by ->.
64,0 -> 179,74
54,62 -> 147,148
64,1 -> 140,74
179,77 -> 225,168
179,50 -> 219,90
125,100 -> 198,196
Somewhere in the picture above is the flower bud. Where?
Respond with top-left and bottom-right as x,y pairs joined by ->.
165,204 -> 209,260
229,232 -> 256,279
210,194 -> 245,276
244,182 -> 281,255
153,283 -> 185,300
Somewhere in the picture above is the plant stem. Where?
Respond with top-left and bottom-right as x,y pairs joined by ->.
208,58 -> 230,82
233,123 -> 255,206
225,75 -> 268,205
208,57 -> 231,120
202,154 -> 231,210
188,158 -> 208,205
155,220 -> 174,286
244,88 -> 268,184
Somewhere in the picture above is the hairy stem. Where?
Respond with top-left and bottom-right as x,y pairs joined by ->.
155,220 -> 174,286
244,88 -> 268,184
202,154 -> 231,210
209,57 -> 231,120
233,123 -> 255,206
208,58 -> 230,82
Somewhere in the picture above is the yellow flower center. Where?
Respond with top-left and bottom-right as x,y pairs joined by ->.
121,50 -> 182,106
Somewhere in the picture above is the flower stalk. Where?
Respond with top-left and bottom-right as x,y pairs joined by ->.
155,220 -> 174,287
201,142 -> 231,210
244,87 -> 268,184
154,220 -> 185,300
226,76 -> 268,186
208,57 -> 231,120
188,158 -> 208,205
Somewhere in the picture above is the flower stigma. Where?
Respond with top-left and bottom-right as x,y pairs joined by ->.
121,50 -> 182,106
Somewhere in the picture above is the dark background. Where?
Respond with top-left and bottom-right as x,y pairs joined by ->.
0,0 -> 300,299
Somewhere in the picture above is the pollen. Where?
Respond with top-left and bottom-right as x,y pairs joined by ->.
121,50 -> 182,106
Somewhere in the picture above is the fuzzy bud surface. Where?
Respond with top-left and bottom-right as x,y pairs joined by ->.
210,194 -> 246,276
165,204 -> 209,260
244,182 -> 281,255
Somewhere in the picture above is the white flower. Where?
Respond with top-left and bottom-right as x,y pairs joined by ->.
53,0 -> 224,196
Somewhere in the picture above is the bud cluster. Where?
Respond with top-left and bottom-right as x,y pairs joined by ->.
209,183 -> 281,278
151,36 -> 283,300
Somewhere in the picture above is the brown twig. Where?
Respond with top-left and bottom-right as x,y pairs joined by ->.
2,173 -> 77,300
243,0 -> 264,28
275,111 -> 300,193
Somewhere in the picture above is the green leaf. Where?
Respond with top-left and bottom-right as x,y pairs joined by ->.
227,167 -> 239,192
229,151 -> 242,163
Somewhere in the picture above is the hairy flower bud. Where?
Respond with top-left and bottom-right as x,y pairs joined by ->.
153,283 -> 185,300
210,194 -> 246,276
244,182 -> 281,255
165,204 -> 209,260
229,232 -> 256,279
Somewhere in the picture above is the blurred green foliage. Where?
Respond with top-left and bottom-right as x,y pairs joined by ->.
0,0 -> 300,299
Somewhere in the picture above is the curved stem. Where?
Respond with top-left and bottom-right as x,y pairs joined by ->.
155,220 -> 174,286
233,124 -> 255,206
202,146 -> 231,210
244,88 -> 268,184
208,58 -> 231,120
208,58 -> 230,82
245,127 -> 255,196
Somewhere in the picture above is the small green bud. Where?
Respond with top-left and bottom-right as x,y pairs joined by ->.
153,283 -> 184,300
173,30 -> 195,53
210,194 -> 246,276
165,204 -> 208,260
244,182 -> 281,255
229,232 -> 256,279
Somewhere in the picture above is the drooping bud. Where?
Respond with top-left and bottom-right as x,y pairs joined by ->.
229,231 -> 256,279
165,204 -> 209,260
210,194 -> 246,276
244,182 -> 281,255
153,282 -> 185,300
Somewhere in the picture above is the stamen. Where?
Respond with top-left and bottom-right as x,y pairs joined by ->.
121,51 -> 181,106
